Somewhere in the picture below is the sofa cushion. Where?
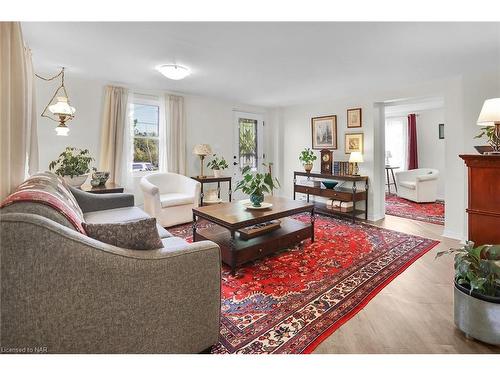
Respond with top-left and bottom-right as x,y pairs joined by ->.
83,206 -> 171,239
160,193 -> 195,208
83,218 -> 163,250
399,180 -> 416,190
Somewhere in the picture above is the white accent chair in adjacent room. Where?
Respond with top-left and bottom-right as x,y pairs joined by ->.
394,168 -> 439,203
140,173 -> 201,227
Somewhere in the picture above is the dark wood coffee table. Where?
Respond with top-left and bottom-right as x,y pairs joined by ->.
192,196 -> 315,275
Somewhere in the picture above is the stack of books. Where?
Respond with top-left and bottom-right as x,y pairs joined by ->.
333,161 -> 354,175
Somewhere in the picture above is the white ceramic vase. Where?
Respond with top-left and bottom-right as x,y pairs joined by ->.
213,169 -> 223,178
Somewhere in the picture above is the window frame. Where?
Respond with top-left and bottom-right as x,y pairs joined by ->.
130,94 -> 163,176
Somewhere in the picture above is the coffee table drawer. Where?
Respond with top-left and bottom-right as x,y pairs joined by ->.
235,225 -> 311,265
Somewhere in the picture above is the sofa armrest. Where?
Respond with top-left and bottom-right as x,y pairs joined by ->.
0,212 -> 221,353
69,186 -> 135,213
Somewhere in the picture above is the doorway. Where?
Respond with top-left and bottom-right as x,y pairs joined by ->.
232,111 -> 264,200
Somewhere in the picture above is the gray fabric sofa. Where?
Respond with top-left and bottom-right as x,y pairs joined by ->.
0,174 -> 221,354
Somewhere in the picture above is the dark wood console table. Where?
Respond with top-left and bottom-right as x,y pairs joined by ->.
80,182 -> 124,194
293,171 -> 369,223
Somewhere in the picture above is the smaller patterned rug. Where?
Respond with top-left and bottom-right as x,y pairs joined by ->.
385,193 -> 444,225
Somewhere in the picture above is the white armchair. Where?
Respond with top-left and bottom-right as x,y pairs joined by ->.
394,168 -> 439,203
140,173 -> 201,227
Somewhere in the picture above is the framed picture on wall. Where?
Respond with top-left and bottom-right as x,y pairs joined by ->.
347,108 -> 362,128
438,123 -> 444,139
345,133 -> 364,154
311,115 -> 337,150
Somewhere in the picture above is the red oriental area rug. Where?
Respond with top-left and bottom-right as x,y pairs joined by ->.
385,193 -> 445,225
169,214 -> 439,354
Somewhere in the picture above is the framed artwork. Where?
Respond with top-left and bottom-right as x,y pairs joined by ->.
345,133 -> 364,154
347,108 -> 362,128
438,123 -> 444,139
311,115 -> 337,150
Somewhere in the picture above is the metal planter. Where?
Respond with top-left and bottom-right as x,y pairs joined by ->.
454,283 -> 500,345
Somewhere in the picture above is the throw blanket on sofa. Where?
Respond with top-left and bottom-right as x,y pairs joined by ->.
0,172 -> 86,234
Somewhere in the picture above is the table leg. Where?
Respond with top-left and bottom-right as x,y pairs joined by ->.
230,230 -> 236,276
352,181 -> 357,224
229,180 -> 232,202
365,181 -> 369,220
386,168 -> 391,194
310,207 -> 315,242
391,168 -> 397,192
217,181 -> 221,199
192,213 -> 198,241
200,183 -> 204,206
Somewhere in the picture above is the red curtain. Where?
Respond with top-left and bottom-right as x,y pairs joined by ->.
407,114 -> 418,170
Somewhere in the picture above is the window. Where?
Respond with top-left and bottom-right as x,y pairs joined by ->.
238,118 -> 258,171
385,117 -> 407,170
131,101 -> 160,172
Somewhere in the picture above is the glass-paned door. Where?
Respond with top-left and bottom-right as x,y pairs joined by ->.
233,111 -> 264,200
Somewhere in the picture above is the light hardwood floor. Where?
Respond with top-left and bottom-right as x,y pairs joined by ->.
313,214 -> 499,354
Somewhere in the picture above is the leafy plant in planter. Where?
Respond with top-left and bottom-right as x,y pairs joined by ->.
436,241 -> 500,297
299,148 -> 317,172
49,147 -> 94,186
436,241 -> 500,345
235,164 -> 280,207
206,154 -> 229,177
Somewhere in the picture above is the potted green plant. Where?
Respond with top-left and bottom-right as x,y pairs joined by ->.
474,126 -> 500,154
299,148 -> 317,173
436,241 -> 500,345
235,164 -> 280,207
206,154 -> 229,178
49,147 -> 94,187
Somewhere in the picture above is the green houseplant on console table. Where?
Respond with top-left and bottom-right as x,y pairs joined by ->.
206,154 -> 229,178
293,171 -> 368,223
298,147 -> 317,173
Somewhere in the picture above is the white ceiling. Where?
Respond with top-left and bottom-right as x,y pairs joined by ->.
22,22 -> 500,107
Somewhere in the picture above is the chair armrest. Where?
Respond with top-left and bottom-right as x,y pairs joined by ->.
140,177 -> 160,196
416,173 -> 438,182
0,212 -> 221,353
69,186 -> 134,213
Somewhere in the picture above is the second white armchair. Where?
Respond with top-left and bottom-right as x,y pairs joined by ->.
140,173 -> 201,227
394,168 -> 439,203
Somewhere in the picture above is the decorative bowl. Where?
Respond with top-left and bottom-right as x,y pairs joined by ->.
92,171 -> 110,186
474,146 -> 493,154
321,181 -> 339,189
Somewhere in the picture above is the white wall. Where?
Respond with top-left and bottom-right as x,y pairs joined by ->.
35,77 -> 271,205
36,76 -> 104,172
278,98 -> 381,221
275,70 -> 498,241
417,108 -> 445,199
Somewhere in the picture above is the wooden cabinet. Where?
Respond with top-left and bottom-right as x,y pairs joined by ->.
460,155 -> 500,245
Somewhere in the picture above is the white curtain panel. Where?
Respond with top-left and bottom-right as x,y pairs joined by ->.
99,85 -> 130,185
165,94 -> 186,175
0,22 -> 39,200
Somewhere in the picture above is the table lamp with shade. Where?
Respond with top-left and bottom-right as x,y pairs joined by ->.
193,144 -> 212,178
476,97 -> 500,155
385,150 -> 392,166
349,151 -> 364,176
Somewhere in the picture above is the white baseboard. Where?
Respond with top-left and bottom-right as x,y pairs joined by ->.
442,228 -> 465,242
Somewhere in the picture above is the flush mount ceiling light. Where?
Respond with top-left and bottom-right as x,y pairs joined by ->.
156,64 -> 191,80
